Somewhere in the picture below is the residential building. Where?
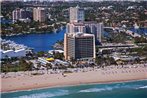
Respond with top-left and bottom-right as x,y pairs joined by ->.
66,22 -> 85,34
12,8 -> 31,22
12,8 -> 28,22
69,5 -> 85,23
33,7 -> 46,22
66,21 -> 103,43
68,6 -> 103,43
84,22 -> 103,42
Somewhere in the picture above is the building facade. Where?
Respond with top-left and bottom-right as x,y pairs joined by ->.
12,8 -> 31,22
66,22 -> 85,34
64,33 -> 95,61
69,6 -> 85,23
33,7 -> 46,22
84,22 -> 103,43
66,22 -> 103,43
64,6 -> 104,61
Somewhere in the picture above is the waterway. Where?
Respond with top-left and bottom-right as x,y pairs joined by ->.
2,29 -> 66,52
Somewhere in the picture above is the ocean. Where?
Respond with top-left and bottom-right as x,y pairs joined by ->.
1,80 -> 147,98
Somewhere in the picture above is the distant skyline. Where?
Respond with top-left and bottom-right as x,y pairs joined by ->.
1,0 -> 147,2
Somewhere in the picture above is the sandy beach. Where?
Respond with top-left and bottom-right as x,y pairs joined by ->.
1,64 -> 147,92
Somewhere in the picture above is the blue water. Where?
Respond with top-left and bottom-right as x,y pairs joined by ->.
103,31 -> 111,38
1,28 -> 147,52
2,80 -> 147,98
2,29 -> 66,52
130,28 -> 147,35
1,19 -> 13,24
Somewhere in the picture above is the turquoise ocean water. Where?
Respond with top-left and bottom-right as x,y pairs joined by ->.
2,80 -> 147,98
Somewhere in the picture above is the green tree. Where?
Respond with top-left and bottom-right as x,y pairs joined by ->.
37,51 -> 45,57
54,53 -> 64,60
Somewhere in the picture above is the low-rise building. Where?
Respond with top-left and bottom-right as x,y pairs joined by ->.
0,49 -> 26,59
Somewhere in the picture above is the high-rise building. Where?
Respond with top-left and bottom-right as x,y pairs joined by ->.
84,22 -> 103,43
64,33 -> 95,61
66,21 -> 103,43
33,7 -> 46,22
69,5 -> 84,23
69,6 -> 103,43
66,22 -> 85,34
12,8 -> 31,22
64,6 -> 104,61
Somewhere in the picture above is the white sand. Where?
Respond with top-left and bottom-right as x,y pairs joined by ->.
1,64 -> 147,92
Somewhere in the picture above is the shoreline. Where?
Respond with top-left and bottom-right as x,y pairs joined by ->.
2,78 -> 147,94
1,64 -> 147,93
1,27 -> 66,37
1,31 -> 56,37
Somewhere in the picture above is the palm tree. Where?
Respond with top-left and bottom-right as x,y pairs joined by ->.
36,62 -> 41,74
27,61 -> 33,75
46,63 -> 52,74
70,57 -> 76,64
14,68 -> 18,77
5,55 -> 9,63
2,65 -> 9,77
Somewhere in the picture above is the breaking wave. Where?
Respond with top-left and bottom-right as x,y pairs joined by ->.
79,84 -> 144,93
136,85 -> 147,89
79,87 -> 112,93
16,90 -> 69,98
